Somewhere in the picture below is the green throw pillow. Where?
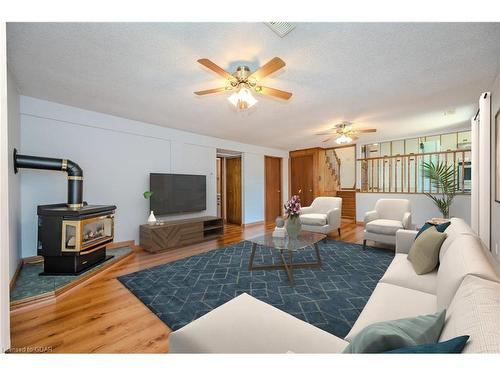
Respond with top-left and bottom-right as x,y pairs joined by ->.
407,226 -> 447,275
343,310 -> 446,353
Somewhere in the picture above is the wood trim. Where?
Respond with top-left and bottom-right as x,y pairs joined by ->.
264,155 -> 283,222
242,221 -> 265,227
356,191 -> 471,196
357,149 -> 471,161
9,260 -> 23,291
225,156 -> 242,225
10,245 -> 136,313
22,255 -> 43,265
324,143 -> 357,150
106,240 -> 135,250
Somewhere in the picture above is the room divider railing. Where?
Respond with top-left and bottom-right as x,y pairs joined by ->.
357,149 -> 471,194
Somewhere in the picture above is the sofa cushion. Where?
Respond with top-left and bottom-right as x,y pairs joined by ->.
365,219 -> 403,236
415,220 -> 451,238
386,335 -> 469,354
380,254 -> 437,294
345,282 -> 437,342
300,213 -> 327,226
439,217 -> 475,262
169,293 -> 349,353
407,226 -> 447,275
440,275 -> 500,353
437,233 -> 499,309
343,310 -> 445,353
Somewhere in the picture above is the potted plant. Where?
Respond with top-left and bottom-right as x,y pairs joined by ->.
284,195 -> 302,238
143,191 -> 156,224
422,161 -> 457,219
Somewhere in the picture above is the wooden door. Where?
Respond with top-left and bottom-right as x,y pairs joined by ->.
290,155 -> 314,206
265,156 -> 282,222
225,157 -> 242,225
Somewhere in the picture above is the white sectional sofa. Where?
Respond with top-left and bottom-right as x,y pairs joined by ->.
169,218 -> 500,353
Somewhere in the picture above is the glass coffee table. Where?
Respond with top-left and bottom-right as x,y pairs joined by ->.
248,231 -> 326,286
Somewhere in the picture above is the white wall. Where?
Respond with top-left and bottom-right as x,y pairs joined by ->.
335,146 -> 356,189
0,21 -> 12,351
242,153 -> 264,224
356,193 -> 471,228
490,69 -> 500,261
19,96 -> 288,257
7,69 -> 20,279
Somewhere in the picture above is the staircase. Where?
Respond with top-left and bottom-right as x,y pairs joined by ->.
324,149 -> 356,222
322,149 -> 341,195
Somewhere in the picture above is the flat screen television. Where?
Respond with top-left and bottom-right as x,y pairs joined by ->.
149,173 -> 206,215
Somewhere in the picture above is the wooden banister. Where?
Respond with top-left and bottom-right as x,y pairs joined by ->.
357,149 -> 471,195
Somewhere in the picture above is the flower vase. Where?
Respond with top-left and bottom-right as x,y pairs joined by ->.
286,215 -> 302,239
147,210 -> 157,225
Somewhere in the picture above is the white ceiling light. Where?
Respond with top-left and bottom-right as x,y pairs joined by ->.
227,87 -> 258,110
335,134 -> 353,145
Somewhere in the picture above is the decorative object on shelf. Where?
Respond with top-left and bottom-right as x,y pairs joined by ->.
143,191 -> 156,225
147,211 -> 157,225
284,195 -> 302,239
272,216 -> 287,238
422,161 -> 457,218
194,57 -> 292,110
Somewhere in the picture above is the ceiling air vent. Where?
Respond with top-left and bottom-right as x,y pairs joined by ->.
265,22 -> 295,37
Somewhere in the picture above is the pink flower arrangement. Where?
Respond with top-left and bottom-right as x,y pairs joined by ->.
284,195 -> 301,217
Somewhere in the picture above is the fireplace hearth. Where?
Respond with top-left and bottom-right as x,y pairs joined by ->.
14,149 -> 117,275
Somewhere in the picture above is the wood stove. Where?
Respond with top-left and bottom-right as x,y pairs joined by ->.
14,149 -> 117,275
37,203 -> 116,274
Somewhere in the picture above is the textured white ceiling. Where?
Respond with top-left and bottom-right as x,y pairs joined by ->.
7,22 -> 500,150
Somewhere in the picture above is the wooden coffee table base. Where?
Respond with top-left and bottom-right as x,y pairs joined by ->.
248,242 -> 322,286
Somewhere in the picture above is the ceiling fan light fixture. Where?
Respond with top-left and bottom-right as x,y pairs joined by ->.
228,87 -> 258,110
335,134 -> 353,145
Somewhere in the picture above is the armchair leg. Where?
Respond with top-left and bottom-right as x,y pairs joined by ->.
363,239 -> 366,249
338,228 -> 341,238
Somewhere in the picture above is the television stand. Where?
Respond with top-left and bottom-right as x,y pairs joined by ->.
139,216 -> 224,253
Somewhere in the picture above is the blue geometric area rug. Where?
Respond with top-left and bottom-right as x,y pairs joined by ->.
118,239 -> 393,338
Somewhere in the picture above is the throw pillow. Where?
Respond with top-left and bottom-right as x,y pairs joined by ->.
385,335 -> 469,354
415,221 -> 451,238
407,226 -> 447,275
343,310 -> 446,354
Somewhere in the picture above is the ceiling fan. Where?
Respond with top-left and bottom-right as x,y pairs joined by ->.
316,122 -> 377,144
194,57 -> 292,110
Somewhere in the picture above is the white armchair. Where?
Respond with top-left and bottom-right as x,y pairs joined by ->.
363,199 -> 412,248
299,197 -> 342,236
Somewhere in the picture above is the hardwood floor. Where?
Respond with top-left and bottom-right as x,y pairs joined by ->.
10,220 -> 368,353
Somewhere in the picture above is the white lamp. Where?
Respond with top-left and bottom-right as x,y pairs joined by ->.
228,87 -> 258,110
335,134 -> 353,144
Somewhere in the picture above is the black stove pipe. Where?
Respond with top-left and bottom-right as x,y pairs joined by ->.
13,148 -> 84,209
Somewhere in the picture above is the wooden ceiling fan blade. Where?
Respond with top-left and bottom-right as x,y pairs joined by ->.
249,57 -> 286,81
357,128 -> 377,133
197,58 -> 234,80
256,86 -> 292,100
322,137 -> 333,143
316,132 -> 335,136
194,87 -> 229,95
